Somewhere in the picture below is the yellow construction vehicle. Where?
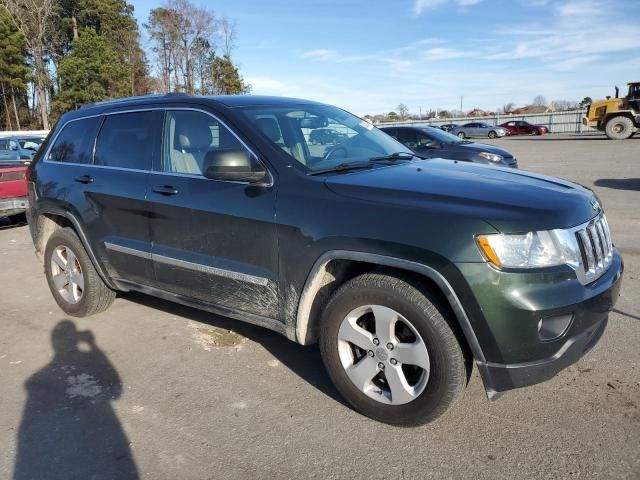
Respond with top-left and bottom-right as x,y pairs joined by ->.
583,82 -> 640,139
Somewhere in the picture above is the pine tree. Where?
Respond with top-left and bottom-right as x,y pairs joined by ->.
53,28 -> 129,112
0,7 -> 29,129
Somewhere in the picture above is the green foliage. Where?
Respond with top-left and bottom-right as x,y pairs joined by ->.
53,28 -> 129,112
0,7 -> 29,91
207,55 -> 251,95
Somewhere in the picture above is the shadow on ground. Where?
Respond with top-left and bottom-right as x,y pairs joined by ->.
124,292 -> 348,407
14,320 -> 138,480
594,178 -> 640,192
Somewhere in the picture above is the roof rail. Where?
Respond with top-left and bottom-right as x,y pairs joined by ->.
79,92 -> 193,109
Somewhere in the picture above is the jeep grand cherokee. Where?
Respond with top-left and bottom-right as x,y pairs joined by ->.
26,94 -> 623,426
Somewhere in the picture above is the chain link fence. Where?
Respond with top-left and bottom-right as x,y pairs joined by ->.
377,109 -> 591,134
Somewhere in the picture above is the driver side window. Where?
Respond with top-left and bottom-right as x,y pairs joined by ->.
163,110 -> 246,175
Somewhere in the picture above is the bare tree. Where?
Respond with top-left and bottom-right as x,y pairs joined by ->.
533,95 -> 547,107
4,0 -> 57,129
146,0 -> 217,94
501,102 -> 515,114
397,103 -> 409,120
219,16 -> 236,58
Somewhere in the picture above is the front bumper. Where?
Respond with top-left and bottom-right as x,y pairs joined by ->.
456,249 -> 623,397
0,197 -> 28,217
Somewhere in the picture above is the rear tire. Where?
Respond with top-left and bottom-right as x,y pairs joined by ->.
319,273 -> 468,426
457,132 -> 466,139
44,228 -> 115,317
605,116 -> 635,140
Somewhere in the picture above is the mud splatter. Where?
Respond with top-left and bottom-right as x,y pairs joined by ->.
189,322 -> 247,351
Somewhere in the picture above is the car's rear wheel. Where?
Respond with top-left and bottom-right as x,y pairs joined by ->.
44,228 -> 115,317
605,116 -> 635,140
488,130 -> 497,139
319,273 -> 468,426
457,132 -> 466,139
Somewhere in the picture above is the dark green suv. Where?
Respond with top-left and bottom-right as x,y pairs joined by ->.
27,95 -> 623,426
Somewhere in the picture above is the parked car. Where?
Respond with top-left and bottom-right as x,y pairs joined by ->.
309,128 -> 347,145
0,161 -> 28,221
380,126 -> 517,167
437,123 -> 459,132
499,120 -> 548,136
452,122 -> 509,139
28,94 -> 622,426
0,135 -> 45,162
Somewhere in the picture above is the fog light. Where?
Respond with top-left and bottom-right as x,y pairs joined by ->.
538,314 -> 573,342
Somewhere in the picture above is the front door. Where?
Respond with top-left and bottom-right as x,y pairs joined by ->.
149,109 -> 279,319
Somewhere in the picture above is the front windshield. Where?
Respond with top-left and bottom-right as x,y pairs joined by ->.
240,104 -> 412,172
18,138 -> 44,151
423,127 -> 468,144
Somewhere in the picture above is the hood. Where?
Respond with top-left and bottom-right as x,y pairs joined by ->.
325,159 -> 600,233
445,141 -> 514,157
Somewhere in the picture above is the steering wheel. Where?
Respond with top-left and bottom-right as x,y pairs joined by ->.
323,145 -> 348,163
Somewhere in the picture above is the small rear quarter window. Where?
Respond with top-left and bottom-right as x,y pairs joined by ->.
49,117 -> 102,164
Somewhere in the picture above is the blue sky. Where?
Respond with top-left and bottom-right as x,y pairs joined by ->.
132,0 -> 640,115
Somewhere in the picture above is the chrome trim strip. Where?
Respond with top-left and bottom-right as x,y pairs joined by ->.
105,241 -> 268,286
42,106 -> 274,187
104,242 -> 152,260
153,253 -> 269,286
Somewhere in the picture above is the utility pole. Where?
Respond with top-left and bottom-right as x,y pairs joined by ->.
460,96 -> 463,114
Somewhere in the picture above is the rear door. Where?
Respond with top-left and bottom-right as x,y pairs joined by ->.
148,108 -> 279,319
50,110 -> 162,285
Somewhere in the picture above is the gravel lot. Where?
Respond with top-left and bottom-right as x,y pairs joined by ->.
0,133 -> 638,480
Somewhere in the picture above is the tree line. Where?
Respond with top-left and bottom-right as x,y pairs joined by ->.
0,0 -> 251,131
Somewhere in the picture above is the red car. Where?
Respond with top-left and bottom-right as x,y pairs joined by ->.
499,120 -> 548,135
0,162 -> 28,222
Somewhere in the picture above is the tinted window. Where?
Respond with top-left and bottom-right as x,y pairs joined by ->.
0,139 -> 7,150
49,117 -> 101,164
95,111 -> 161,170
163,110 -> 247,175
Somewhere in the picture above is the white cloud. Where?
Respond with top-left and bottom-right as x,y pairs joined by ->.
413,0 -> 483,15
301,49 -> 337,60
422,47 -> 468,61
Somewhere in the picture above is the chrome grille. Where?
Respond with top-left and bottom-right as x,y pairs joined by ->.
574,215 -> 613,284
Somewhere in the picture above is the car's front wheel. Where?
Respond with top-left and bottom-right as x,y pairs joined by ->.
319,273 -> 469,426
44,228 -> 116,317
488,130 -> 497,138
457,132 -> 466,139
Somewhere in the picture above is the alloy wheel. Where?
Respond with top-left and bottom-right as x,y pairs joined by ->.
337,304 -> 430,405
50,245 -> 84,304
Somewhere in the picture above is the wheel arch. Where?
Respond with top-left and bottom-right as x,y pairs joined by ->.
31,207 -> 118,290
294,250 -> 487,364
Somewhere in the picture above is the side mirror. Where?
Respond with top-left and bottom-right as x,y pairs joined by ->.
203,149 -> 268,184
425,141 -> 439,149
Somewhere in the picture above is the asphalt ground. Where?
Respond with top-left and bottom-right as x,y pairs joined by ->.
0,133 -> 638,479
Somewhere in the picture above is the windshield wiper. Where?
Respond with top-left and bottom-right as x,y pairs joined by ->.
368,152 -> 416,162
308,162 -> 374,176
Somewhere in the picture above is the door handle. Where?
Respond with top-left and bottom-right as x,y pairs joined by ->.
152,185 -> 179,195
74,174 -> 94,184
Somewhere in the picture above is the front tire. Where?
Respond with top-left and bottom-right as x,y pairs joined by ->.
319,273 -> 468,426
605,116 -> 635,140
457,132 -> 466,139
44,228 -> 115,317
488,130 -> 497,139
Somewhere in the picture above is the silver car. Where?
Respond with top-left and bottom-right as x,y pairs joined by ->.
451,122 -> 508,139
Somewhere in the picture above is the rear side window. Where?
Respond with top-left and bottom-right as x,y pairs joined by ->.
95,111 -> 162,170
49,117 -> 101,164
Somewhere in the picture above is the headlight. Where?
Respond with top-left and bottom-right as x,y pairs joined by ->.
476,229 -> 581,268
478,152 -> 503,162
